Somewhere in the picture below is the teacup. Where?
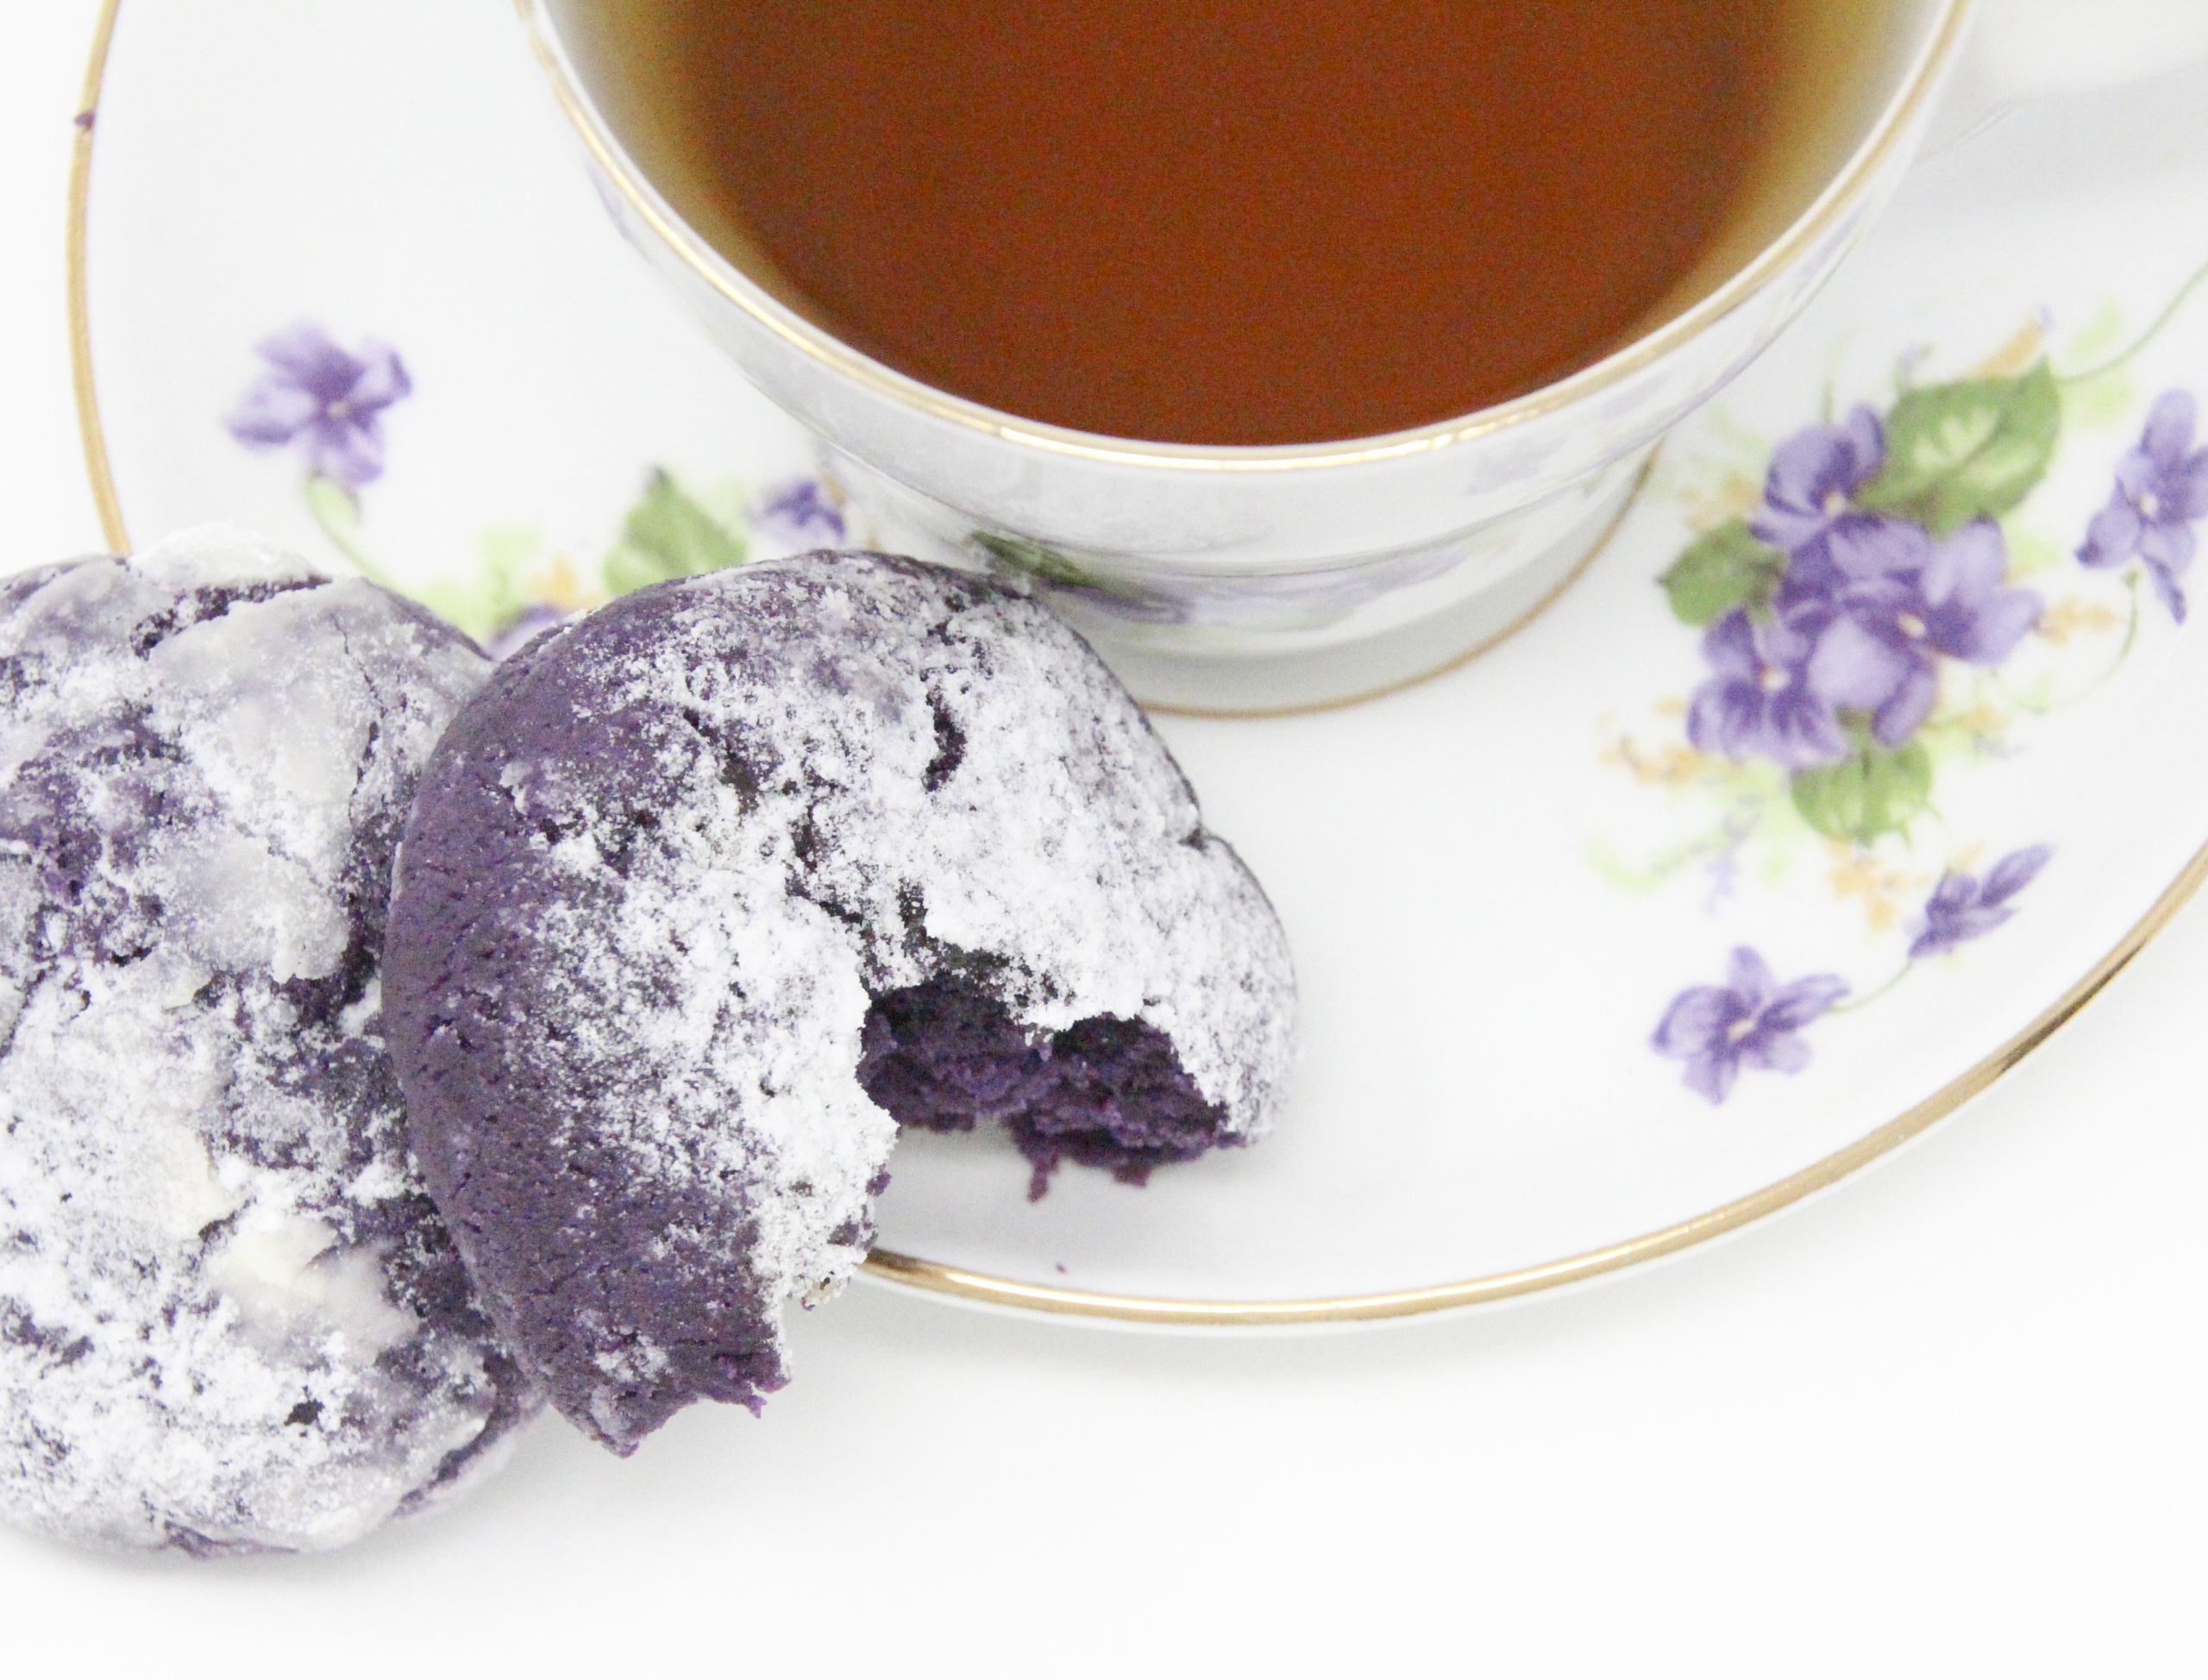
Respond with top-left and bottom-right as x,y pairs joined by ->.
518,0 -> 2208,711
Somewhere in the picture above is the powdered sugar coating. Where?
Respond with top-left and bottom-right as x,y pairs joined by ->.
0,530 -> 537,1555
386,552 -> 1295,1451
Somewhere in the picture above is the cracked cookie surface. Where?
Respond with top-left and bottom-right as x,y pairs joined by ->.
0,530 -> 537,1554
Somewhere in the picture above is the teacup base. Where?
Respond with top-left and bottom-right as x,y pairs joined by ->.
830,446 -> 1651,715
1077,461 -> 1646,714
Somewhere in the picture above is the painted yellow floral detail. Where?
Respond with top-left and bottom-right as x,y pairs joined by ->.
1929,697 -> 2010,755
2035,594 -> 2125,646
1676,468 -> 1761,535
1602,733 -> 1708,788
1824,843 -> 1923,933
1969,317 -> 2046,379
533,552 -> 597,614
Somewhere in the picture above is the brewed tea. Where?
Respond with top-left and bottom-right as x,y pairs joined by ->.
570,0 -> 1851,445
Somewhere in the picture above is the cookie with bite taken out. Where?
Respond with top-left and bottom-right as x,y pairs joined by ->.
385,551 -> 1295,1452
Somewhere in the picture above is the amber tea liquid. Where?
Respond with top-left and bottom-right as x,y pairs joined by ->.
569,0 -> 1854,446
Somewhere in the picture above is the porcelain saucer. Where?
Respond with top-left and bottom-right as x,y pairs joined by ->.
69,0 -> 2208,1324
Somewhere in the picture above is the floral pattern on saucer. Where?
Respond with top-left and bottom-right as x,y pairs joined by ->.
1617,291 -> 2208,1103
221,317 -> 2208,1114
222,320 -> 842,651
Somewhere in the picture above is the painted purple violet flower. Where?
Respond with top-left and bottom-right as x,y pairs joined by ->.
1908,845 -> 2052,961
224,322 -> 411,489
756,478 -> 847,546
1804,519 -> 2041,748
1916,518 -> 2044,661
1653,947 -> 1849,1104
1686,603 -> 1848,769
2078,390 -> 2208,622
1751,405 -> 1891,572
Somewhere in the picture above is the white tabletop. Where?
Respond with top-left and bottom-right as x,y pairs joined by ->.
3,7 -> 2205,1674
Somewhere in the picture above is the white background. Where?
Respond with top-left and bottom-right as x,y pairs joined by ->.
3,4 -> 2206,1674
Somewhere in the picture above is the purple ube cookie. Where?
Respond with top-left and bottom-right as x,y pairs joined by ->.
385,551 -> 1295,1452
0,530 -> 538,1555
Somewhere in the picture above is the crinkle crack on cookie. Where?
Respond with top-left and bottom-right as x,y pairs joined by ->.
385,552 -> 1295,1453
0,530 -> 539,1556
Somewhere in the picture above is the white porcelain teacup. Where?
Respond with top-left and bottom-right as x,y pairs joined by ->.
520,0 -> 2208,711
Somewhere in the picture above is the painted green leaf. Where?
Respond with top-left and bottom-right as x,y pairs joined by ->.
1856,361 -> 2059,534
604,469 -> 746,595
971,530 -> 1093,588
417,526 -> 541,645
1789,738 -> 1933,844
1658,519 -> 1787,626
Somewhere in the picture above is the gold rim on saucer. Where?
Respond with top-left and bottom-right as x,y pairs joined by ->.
68,0 -> 126,554
66,0 -> 2207,1329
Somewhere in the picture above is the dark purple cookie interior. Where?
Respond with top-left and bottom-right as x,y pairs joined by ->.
858,974 -> 1240,1199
